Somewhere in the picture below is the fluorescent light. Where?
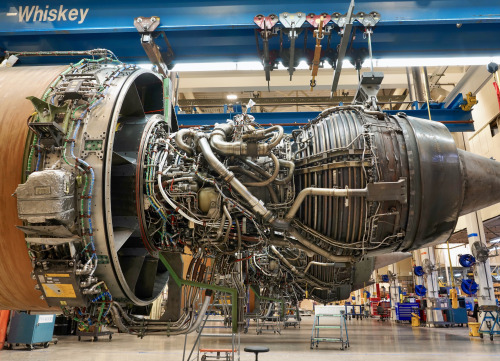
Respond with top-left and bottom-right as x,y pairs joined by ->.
168,56 -> 500,72
236,62 -> 264,71
226,94 -> 238,100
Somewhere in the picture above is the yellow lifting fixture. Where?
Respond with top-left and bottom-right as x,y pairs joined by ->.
309,14 -> 328,91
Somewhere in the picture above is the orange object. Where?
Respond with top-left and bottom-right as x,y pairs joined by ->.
0,310 -> 10,349
0,66 -> 66,311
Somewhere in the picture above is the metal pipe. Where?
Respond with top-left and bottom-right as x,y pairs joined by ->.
228,165 -> 279,203
274,159 -> 295,185
198,136 -> 274,222
269,237 -> 314,257
285,187 -> 367,221
411,67 -> 425,102
175,129 -> 196,156
304,261 -> 336,274
222,204 -> 232,244
405,67 -> 415,103
186,292 -> 212,333
244,153 -> 280,187
235,218 -> 242,252
158,253 -> 240,333
422,66 -> 433,102
216,209 -> 227,240
270,246 -> 332,290
288,229 -> 353,263
210,124 -> 284,156
366,29 -> 374,73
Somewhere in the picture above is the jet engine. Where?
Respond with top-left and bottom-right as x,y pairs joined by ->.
1,54 -> 499,333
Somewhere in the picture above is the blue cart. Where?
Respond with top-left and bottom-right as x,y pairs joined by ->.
7,312 -> 56,350
395,303 -> 419,322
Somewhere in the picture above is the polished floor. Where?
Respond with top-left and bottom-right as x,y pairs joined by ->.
2,317 -> 500,361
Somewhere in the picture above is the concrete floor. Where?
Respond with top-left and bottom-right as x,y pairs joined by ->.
2,317 -> 500,361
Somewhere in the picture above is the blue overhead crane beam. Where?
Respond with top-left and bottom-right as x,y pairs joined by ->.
1,1 -> 500,64
176,108 -> 474,132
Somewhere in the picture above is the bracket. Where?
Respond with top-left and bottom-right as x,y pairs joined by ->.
134,16 -> 174,78
354,11 -> 381,28
306,13 -> 332,29
27,96 -> 69,147
81,131 -> 106,160
366,178 -> 407,204
352,71 -> 384,109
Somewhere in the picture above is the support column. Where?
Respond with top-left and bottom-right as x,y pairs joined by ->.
411,67 -> 425,102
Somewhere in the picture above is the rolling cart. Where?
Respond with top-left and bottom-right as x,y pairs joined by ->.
478,305 -> 500,341
283,306 -> 301,329
6,312 -> 57,350
350,305 -> 364,320
76,326 -> 113,342
310,306 -> 349,350
256,315 -> 281,335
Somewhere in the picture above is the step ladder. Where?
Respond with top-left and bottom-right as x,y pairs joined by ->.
310,305 -> 349,350
184,292 -> 241,361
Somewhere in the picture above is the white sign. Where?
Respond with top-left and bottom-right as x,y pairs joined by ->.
6,5 -> 89,24
38,315 -> 54,323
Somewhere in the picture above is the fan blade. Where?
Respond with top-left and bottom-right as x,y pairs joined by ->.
120,83 -> 145,118
113,227 -> 135,251
135,257 -> 159,299
112,151 -> 136,165
118,253 -> 147,291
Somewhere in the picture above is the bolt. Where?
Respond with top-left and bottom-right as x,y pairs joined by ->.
40,295 -> 45,300
151,17 -> 157,22
69,261 -> 74,267
284,13 -> 287,18
34,285 -> 40,290
137,17 -> 142,23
